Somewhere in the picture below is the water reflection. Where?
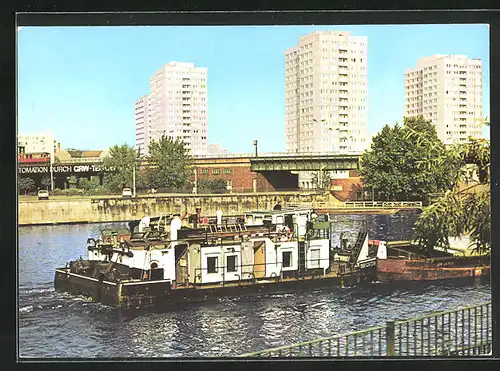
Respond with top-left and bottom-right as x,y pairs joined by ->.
18,214 -> 490,358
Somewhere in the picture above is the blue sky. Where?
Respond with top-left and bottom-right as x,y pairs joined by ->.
17,24 -> 490,153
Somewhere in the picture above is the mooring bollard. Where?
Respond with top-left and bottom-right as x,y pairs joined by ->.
386,320 -> 396,356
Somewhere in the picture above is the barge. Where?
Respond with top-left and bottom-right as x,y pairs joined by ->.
374,240 -> 490,281
54,208 -> 380,309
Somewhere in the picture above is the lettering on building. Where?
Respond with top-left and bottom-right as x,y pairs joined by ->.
19,167 -> 49,174
18,164 -> 117,174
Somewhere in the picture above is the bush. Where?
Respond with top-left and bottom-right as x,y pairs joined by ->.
52,188 -> 64,195
87,186 -> 109,196
18,177 -> 36,195
51,188 -> 85,196
197,179 -> 228,194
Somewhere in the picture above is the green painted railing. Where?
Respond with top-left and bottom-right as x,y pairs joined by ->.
291,201 -> 423,209
239,301 -> 491,357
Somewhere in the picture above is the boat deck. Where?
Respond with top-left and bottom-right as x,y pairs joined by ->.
170,271 -> 342,291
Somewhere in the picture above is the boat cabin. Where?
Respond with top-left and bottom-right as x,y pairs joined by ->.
85,208 -> 374,287
244,208 -> 315,238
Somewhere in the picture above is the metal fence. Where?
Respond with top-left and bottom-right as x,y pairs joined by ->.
390,302 -> 491,356
343,201 -> 423,208
291,201 -> 423,209
240,302 -> 491,357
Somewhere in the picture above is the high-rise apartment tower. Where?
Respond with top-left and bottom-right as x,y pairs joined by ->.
404,55 -> 483,144
285,31 -> 369,153
135,62 -> 208,155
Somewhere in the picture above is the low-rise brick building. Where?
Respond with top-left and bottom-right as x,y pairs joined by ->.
192,157 -> 288,193
330,170 -> 369,201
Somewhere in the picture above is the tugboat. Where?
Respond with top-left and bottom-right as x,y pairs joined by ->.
54,208 -> 380,309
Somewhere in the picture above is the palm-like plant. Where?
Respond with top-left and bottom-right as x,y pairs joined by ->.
407,119 -> 490,254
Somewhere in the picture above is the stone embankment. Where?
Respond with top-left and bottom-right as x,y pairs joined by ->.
18,192 -> 339,226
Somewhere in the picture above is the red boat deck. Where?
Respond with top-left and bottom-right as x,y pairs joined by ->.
377,257 -> 490,281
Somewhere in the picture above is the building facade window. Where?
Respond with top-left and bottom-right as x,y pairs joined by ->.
201,169 -> 209,175
212,168 -> 221,175
223,168 -> 233,174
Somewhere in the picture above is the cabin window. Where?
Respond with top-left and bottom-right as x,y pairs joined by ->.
282,251 -> 292,268
207,256 -> 218,274
227,255 -> 237,272
310,249 -> 320,268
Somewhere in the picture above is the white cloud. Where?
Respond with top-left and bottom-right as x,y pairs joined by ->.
17,27 -> 23,32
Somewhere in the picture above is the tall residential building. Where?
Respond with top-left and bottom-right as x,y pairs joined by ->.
134,95 -> 150,155
135,62 -> 208,155
17,133 -> 57,161
285,31 -> 369,153
404,55 -> 483,144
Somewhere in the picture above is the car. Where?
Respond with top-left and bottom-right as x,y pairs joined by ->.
122,188 -> 133,197
37,189 -> 49,200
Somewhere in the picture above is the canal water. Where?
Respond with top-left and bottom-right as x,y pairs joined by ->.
18,212 -> 491,358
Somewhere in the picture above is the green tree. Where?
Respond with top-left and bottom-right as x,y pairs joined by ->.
41,176 -> 51,190
18,177 -> 36,195
102,144 -> 139,193
409,128 -> 490,254
145,136 -> 192,190
359,116 -> 462,202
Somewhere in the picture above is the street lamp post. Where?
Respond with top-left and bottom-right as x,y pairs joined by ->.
253,140 -> 258,157
133,147 -> 141,197
133,165 -> 136,197
193,167 -> 198,194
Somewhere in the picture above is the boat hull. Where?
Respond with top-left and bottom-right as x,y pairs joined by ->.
377,256 -> 490,282
54,265 -> 376,309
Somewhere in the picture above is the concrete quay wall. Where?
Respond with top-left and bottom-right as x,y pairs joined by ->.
18,192 -> 339,226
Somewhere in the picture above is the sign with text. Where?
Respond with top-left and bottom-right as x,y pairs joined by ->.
18,164 -> 117,175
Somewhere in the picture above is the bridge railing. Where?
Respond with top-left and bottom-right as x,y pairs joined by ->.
53,151 -> 362,164
194,151 -> 362,159
343,201 -> 423,208
290,201 -> 423,209
239,302 -> 492,357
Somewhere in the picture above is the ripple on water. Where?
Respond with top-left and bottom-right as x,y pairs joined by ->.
18,219 -> 491,358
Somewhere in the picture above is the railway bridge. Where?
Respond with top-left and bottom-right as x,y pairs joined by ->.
18,152 -> 363,192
